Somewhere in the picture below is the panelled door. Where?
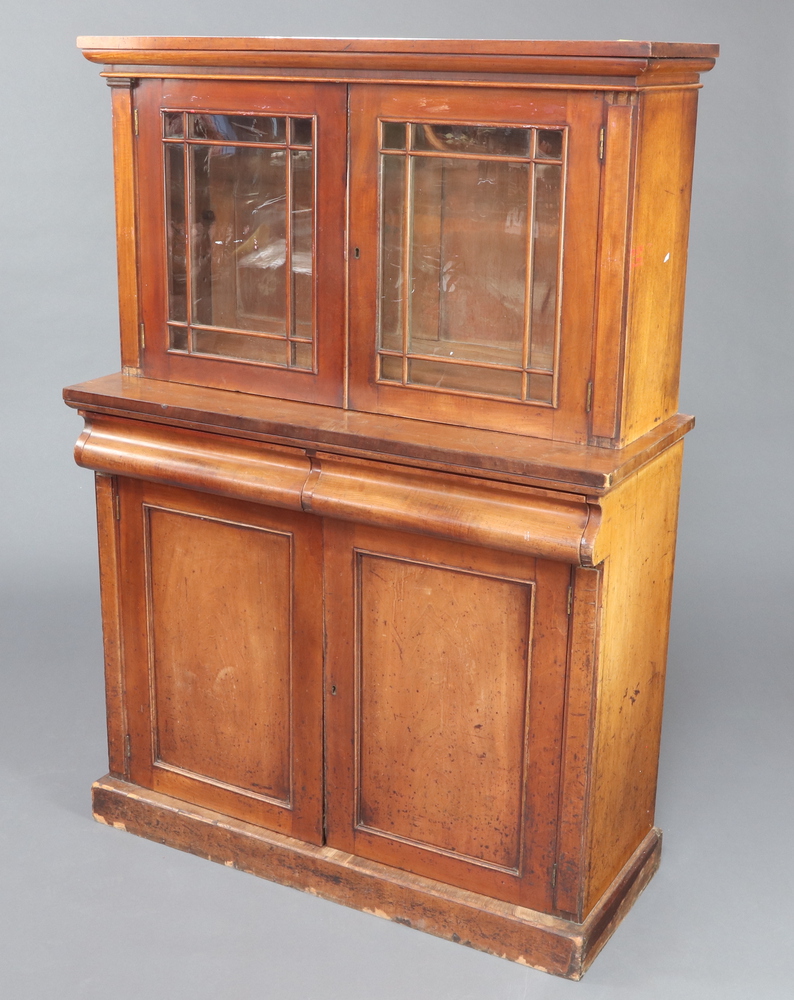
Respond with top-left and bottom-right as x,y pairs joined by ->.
323,520 -> 572,911
135,78 -> 347,404
347,84 -> 604,442
114,478 -> 325,844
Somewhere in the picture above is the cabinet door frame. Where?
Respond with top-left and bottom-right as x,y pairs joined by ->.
347,84 -> 603,443
323,519 -> 572,912
135,78 -> 347,405
113,477 -> 325,844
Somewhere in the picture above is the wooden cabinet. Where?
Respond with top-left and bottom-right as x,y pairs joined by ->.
67,36 -> 717,979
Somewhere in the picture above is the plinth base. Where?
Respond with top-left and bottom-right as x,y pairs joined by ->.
92,775 -> 661,980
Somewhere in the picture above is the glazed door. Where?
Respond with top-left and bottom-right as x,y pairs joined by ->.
323,521 -> 572,911
114,478 -> 324,844
347,84 -> 603,442
136,78 -> 347,404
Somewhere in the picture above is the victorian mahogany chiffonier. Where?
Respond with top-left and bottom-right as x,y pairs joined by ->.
65,36 -> 717,979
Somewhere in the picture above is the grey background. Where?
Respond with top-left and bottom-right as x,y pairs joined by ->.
1,1 -> 792,997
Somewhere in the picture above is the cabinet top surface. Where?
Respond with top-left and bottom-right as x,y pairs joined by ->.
78,36 -> 718,58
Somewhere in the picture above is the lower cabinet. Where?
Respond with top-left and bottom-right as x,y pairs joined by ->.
107,477 -> 573,910
86,435 -> 679,978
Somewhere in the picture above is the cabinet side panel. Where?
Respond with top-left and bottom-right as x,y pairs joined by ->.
147,508 -> 292,802
584,441 -> 683,912
95,473 -> 127,777
619,89 -> 698,445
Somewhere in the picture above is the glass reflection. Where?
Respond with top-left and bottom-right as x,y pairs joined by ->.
188,114 -> 286,144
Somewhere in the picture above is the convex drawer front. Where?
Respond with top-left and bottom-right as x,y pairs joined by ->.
114,479 -> 325,843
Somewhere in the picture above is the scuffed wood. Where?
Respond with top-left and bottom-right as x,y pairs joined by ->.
92,774 -> 662,980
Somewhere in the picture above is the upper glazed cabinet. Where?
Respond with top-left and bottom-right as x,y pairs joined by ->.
97,38 -> 716,443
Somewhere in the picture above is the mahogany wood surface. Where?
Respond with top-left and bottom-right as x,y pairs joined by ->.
69,35 -> 716,976
324,522 -> 571,911
94,474 -> 127,777
92,774 -> 662,980
113,479 -> 325,843
64,374 -> 694,495
79,37 -> 719,59
78,37 -> 717,89
585,441 -> 683,910
108,82 -> 141,372
347,85 -> 601,441
135,78 -> 347,405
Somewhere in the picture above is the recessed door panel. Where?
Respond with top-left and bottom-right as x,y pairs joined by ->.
148,508 -> 292,803
325,521 -> 572,910
357,553 -> 532,872
117,479 -> 324,843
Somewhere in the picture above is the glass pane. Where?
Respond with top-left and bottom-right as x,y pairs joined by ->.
529,164 -> 562,371
291,149 -> 313,340
192,330 -> 288,365
291,341 -> 313,369
527,373 -> 553,403
168,325 -> 188,351
408,156 -> 527,366
536,129 -> 563,159
190,144 -> 287,335
164,144 -> 187,323
381,122 -> 407,150
411,124 -> 531,158
408,359 -> 522,398
163,112 -> 184,138
378,154 -> 405,352
379,354 -> 403,381
290,118 -> 313,145
188,114 -> 286,144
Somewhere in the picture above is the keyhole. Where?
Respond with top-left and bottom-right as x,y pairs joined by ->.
354,247 -> 360,259
331,685 -> 337,696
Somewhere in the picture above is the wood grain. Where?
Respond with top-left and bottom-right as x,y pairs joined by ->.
356,553 -> 531,871
109,82 -> 140,371
324,521 -> 571,912
115,479 -> 325,843
304,453 -> 596,564
92,774 -> 663,980
554,566 -> 600,918
590,99 -> 635,441
618,89 -> 700,445
94,473 -> 127,777
584,441 -> 683,911
135,78 -> 347,406
65,373 -> 694,494
75,411 -> 310,510
147,507 -> 292,802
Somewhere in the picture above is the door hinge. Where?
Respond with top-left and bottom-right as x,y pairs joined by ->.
598,126 -> 605,161
133,108 -> 139,136
113,491 -> 121,521
586,380 -> 593,413
139,321 -> 145,350
567,585 -> 573,615
551,862 -> 558,889
124,733 -> 131,770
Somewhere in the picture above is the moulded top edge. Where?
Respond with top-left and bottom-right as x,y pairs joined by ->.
62,374 -> 695,496
76,36 -> 719,62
